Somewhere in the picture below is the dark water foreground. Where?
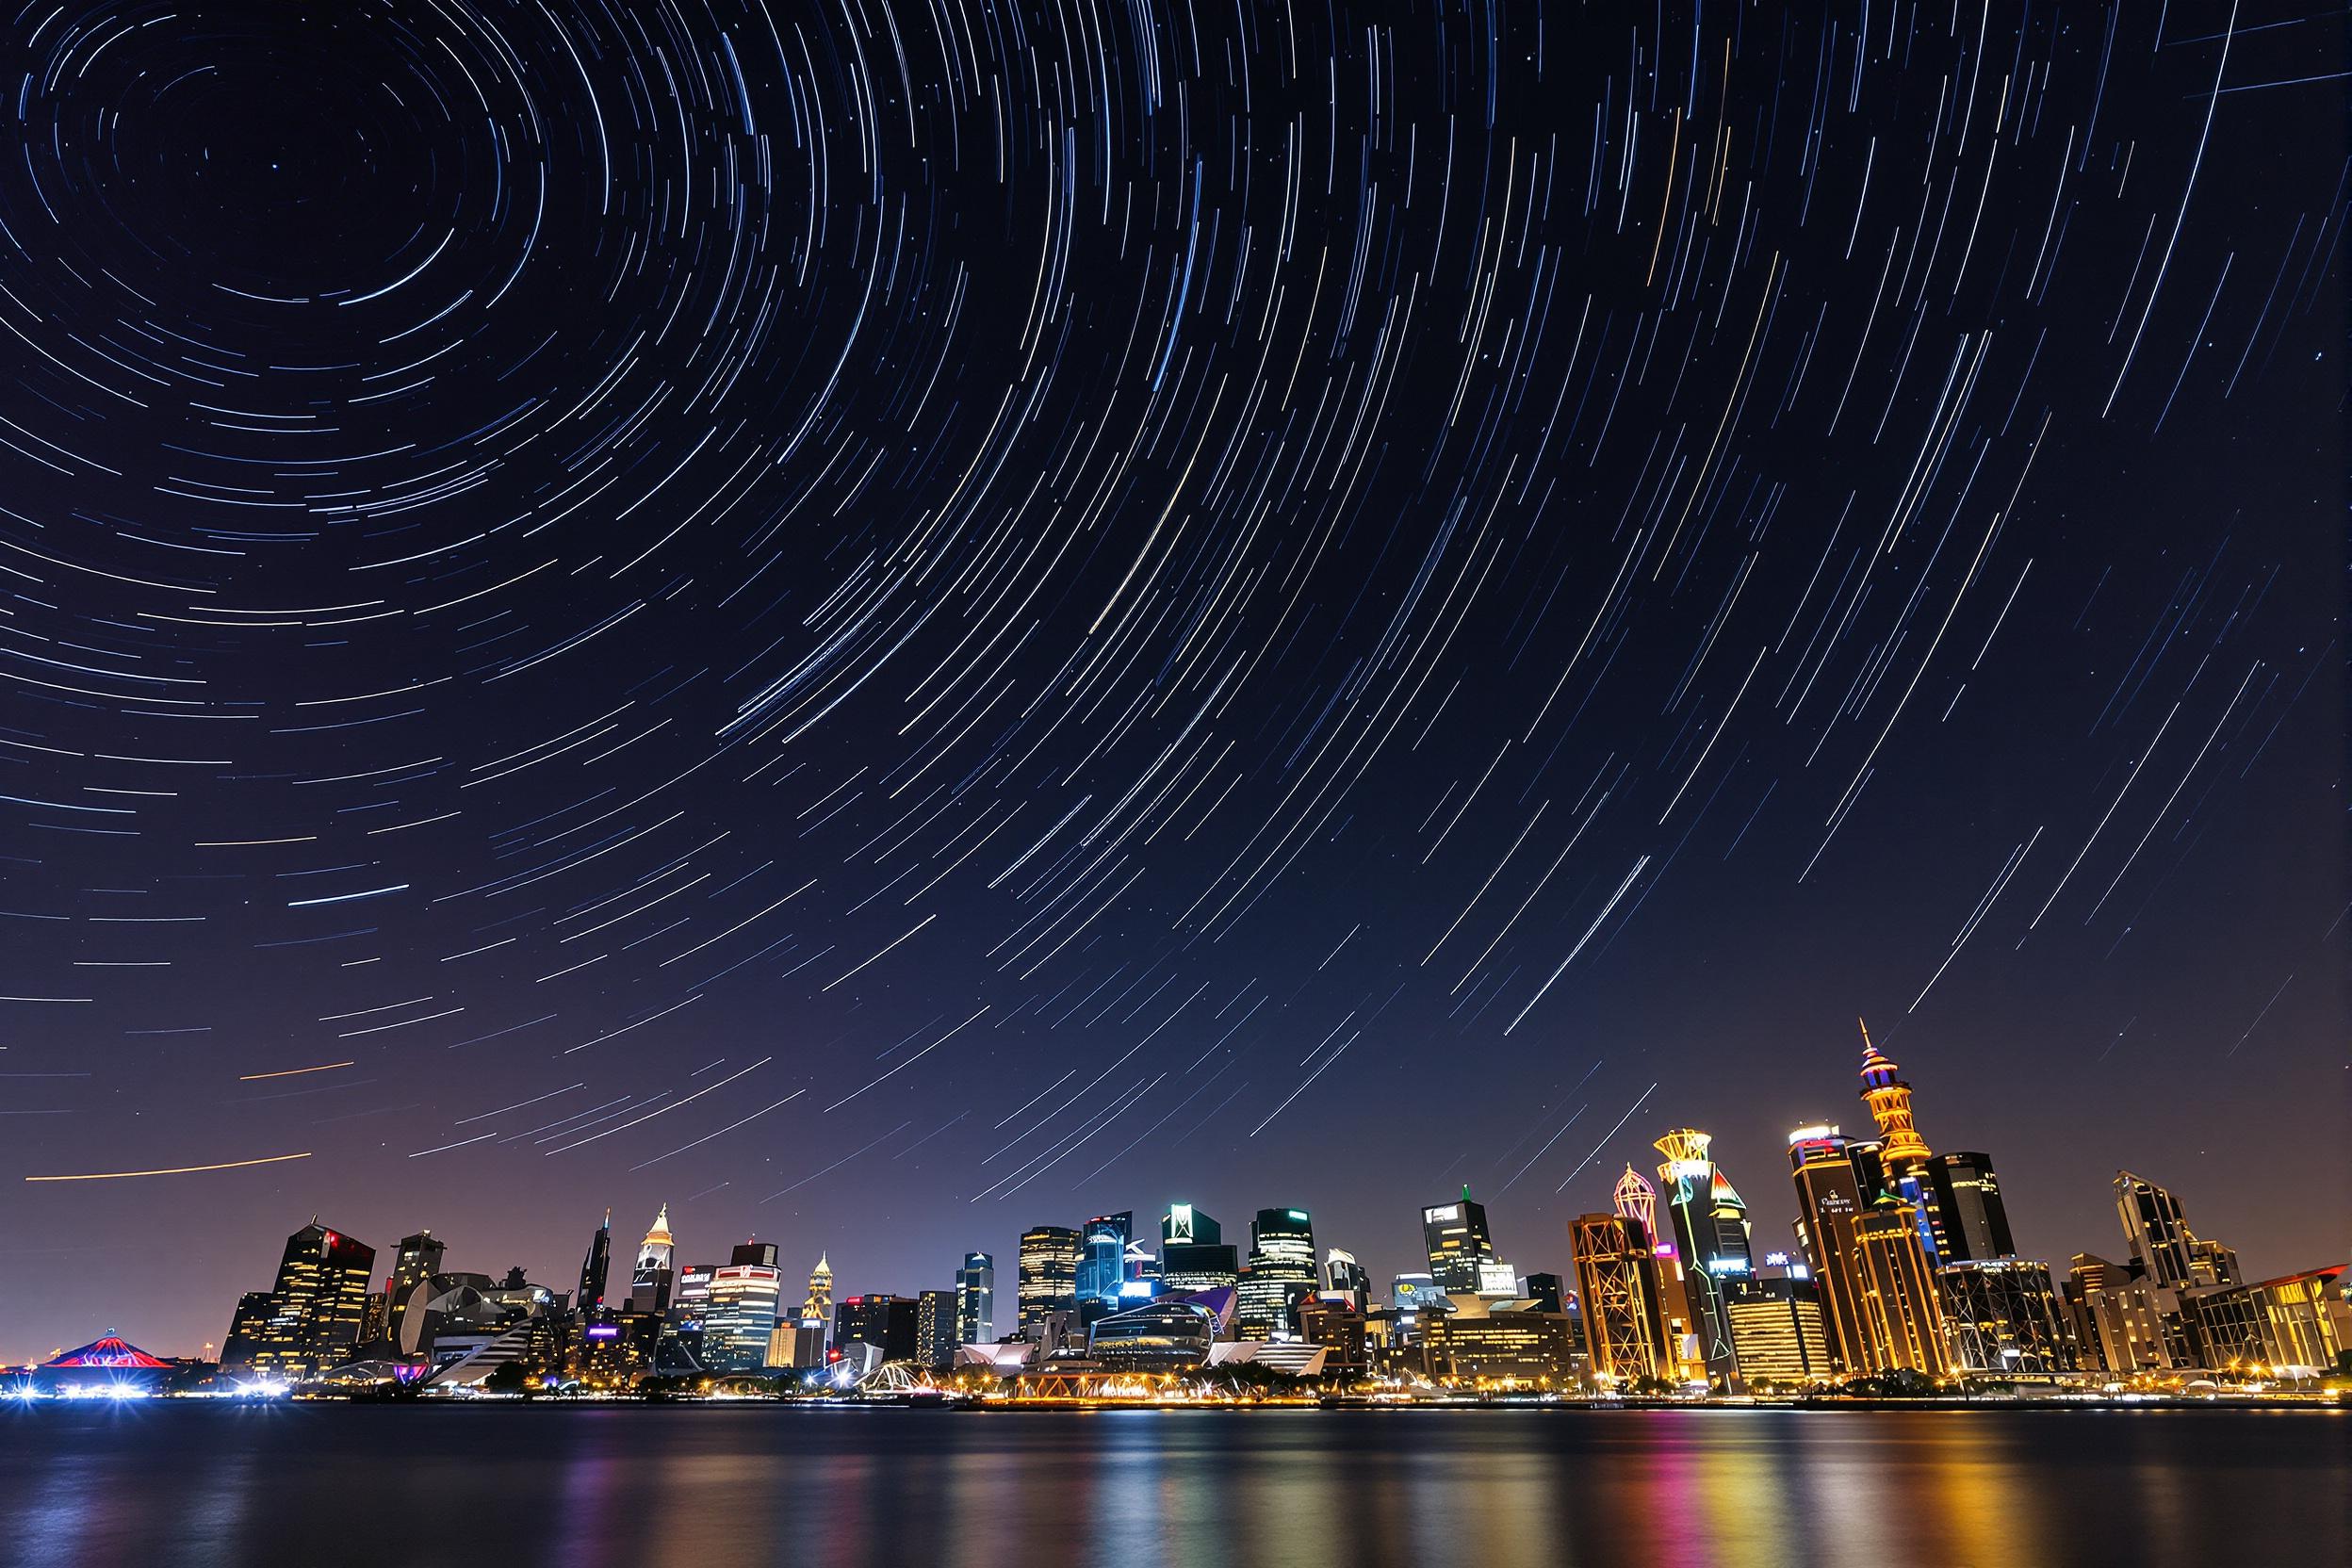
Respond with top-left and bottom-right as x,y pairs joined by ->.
2,1403 -> 2344,1568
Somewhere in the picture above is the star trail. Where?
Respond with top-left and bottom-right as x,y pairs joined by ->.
0,1 -> 2339,1356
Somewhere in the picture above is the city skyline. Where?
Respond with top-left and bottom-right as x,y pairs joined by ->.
15,1029 -> 2334,1366
0,1 -> 2338,1374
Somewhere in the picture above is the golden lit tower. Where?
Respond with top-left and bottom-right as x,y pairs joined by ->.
802,1251 -> 834,1322
1855,1022 -> 1947,1262
1856,1021 -> 1930,1168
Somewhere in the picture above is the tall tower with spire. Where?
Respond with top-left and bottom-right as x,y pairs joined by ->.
629,1203 -> 676,1314
1856,1021 -> 1931,1168
801,1252 -> 834,1324
1854,1023 -> 1945,1261
577,1209 -> 612,1315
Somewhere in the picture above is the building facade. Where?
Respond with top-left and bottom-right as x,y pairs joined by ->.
1654,1129 -> 1752,1388
703,1261 -> 785,1372
1161,1205 -> 1240,1297
1935,1259 -> 2077,1377
1017,1226 -> 1082,1336
1569,1213 -> 1674,1386
1236,1209 -> 1315,1341
917,1289 -> 958,1369
1723,1276 -> 1833,1384
955,1251 -> 995,1346
1421,1187 -> 1497,1293
1850,1198 -> 1951,1378
222,1221 -> 377,1380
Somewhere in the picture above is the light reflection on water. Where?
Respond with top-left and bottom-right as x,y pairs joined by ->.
1,1404 -> 2344,1568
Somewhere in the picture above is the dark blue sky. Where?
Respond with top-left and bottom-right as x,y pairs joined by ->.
0,1 -> 2340,1359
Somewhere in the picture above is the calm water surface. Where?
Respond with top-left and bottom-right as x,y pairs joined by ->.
2,1404 -> 2344,1568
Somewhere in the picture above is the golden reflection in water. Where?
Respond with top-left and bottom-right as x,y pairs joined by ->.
1,1404 -> 2346,1567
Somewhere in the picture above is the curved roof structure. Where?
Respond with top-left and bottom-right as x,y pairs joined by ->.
45,1334 -> 169,1369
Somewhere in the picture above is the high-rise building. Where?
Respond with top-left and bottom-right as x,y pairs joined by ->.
834,1295 -> 919,1364
1857,1025 -> 1946,1261
704,1262 -> 785,1371
955,1252 -> 995,1346
670,1264 -> 715,1323
1927,1152 -> 2014,1263
801,1252 -> 834,1322
2115,1170 -> 2238,1289
1422,1187 -> 1497,1293
629,1204 -> 676,1315
577,1211 -> 613,1316
220,1291 -> 277,1374
1935,1259 -> 2077,1377
1654,1129 -> 1752,1389
224,1221 -> 377,1380
917,1289 -> 958,1369
1851,1197 -> 1951,1378
1017,1226 -> 1083,1335
1075,1215 -> 1131,1310
1161,1205 -> 1239,1296
1569,1214 -> 1674,1386
1323,1249 -> 1372,1311
381,1232 -> 445,1351
2064,1252 -> 2190,1373
1237,1209 -> 1315,1341
1788,1125 -> 1874,1374
1723,1277 -> 1833,1384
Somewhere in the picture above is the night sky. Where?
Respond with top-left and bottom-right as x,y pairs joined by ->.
0,3 -> 2341,1362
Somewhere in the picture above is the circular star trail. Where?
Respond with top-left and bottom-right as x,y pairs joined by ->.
0,2 -> 2338,1351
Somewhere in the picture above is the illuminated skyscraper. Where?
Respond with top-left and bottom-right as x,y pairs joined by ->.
1655,1129 -> 1752,1389
1422,1186 -> 1497,1293
629,1203 -> 677,1314
220,1292 -> 275,1373
955,1252 -> 995,1346
796,1251 -> 834,1357
577,1210 -> 612,1316
1075,1213 -> 1132,1310
1926,1152 -> 2013,1262
1568,1213 -> 1673,1386
381,1231 -> 445,1350
1161,1205 -> 1239,1295
1017,1226 -> 1082,1335
227,1221 -> 377,1380
1788,1125 -> 1874,1374
1723,1276 -> 1833,1385
1857,1024 -> 1945,1261
1237,1209 -> 1316,1340
917,1289 -> 958,1369
704,1257 -> 785,1371
835,1295 -> 919,1363
2115,1170 -> 2239,1289
1851,1196 -> 1951,1378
